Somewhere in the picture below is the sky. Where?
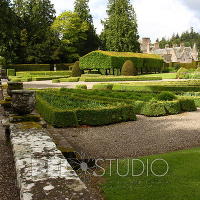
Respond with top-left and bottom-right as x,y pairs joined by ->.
50,0 -> 200,42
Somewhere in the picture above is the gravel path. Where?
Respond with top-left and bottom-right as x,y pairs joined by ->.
49,109 -> 200,159
0,108 -> 20,200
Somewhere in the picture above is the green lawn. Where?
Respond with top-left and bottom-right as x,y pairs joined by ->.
139,73 -> 176,79
101,148 -> 200,200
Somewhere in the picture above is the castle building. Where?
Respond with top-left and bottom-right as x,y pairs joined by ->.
140,38 -> 199,63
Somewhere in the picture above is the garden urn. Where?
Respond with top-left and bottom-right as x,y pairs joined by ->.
11,90 -> 36,115
7,82 -> 23,96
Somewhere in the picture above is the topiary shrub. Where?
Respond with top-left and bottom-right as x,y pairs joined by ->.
72,61 -> 82,77
75,84 -> 87,89
121,60 -> 137,76
157,91 -> 177,101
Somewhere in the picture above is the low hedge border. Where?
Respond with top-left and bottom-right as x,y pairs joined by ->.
59,77 -> 80,82
57,89 -> 197,116
112,84 -> 200,93
16,71 -> 72,77
9,75 -> 70,82
82,76 -> 162,82
36,92 -> 136,127
75,84 -> 87,89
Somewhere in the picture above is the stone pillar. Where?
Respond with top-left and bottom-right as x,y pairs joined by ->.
11,90 -> 36,115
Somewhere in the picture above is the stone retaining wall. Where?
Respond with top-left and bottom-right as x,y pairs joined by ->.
9,123 -> 92,200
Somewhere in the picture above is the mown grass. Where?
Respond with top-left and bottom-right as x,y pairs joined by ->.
101,148 -> 200,200
139,73 -> 176,79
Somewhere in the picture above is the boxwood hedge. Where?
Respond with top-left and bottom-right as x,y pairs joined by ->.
36,91 -> 136,127
82,76 -> 162,82
80,50 -> 164,74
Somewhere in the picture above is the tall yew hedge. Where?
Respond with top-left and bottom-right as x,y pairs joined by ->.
80,50 -> 164,74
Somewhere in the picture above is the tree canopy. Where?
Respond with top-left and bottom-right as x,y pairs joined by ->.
101,0 -> 140,52
74,0 -> 100,55
51,11 -> 89,62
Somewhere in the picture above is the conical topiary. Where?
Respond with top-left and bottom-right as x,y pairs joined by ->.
121,60 -> 137,76
72,61 -> 82,77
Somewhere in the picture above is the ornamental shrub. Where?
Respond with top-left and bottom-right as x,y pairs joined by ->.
52,79 -> 60,83
121,60 -> 137,76
157,91 -> 177,101
163,101 -> 181,114
60,77 -> 80,82
92,84 -> 114,90
7,69 -> 16,76
141,102 -> 166,116
195,67 -> 200,72
176,67 -> 191,79
72,61 -> 82,77
75,84 -> 87,89
179,98 -> 197,112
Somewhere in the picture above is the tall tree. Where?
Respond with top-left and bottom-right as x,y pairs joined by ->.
0,0 -> 20,62
13,0 -> 58,63
101,0 -> 140,52
74,0 -> 99,55
51,11 -> 89,62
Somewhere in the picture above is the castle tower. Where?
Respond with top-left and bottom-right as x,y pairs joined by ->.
141,38 -> 151,53
154,42 -> 160,50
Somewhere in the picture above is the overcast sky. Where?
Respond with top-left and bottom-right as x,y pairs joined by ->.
51,0 -> 200,42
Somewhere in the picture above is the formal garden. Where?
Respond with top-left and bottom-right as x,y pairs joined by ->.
1,49 -> 200,199
1,0 -> 200,199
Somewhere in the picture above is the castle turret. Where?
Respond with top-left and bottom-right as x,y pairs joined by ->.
141,38 -> 151,53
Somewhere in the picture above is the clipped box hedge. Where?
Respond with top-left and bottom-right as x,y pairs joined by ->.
5,63 -> 74,72
82,76 -> 162,82
5,64 -> 51,72
59,77 -> 80,82
57,88 -> 197,117
75,84 -> 87,89
16,71 -> 72,77
112,84 -> 200,93
7,69 -> 16,76
36,92 -> 136,127
36,96 -> 78,127
93,84 -> 114,90
80,50 -> 164,74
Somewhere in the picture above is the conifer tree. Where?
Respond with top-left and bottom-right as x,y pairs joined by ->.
74,0 -> 99,55
101,0 -> 140,52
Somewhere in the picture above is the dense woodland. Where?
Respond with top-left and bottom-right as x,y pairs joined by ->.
158,27 -> 200,51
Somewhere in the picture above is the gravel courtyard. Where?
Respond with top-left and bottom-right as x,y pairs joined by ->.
49,109 -> 200,159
